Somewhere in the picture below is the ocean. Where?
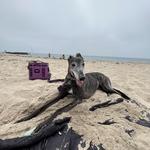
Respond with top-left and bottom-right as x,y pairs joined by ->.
31,53 -> 150,64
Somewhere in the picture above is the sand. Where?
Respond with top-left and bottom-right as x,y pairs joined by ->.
0,53 -> 150,150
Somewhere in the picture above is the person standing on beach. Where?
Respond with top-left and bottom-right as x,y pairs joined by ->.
48,53 -> 51,58
62,54 -> 65,59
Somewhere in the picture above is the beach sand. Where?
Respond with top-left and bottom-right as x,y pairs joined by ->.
0,53 -> 150,150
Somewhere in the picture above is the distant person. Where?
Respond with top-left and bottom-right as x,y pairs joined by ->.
48,53 -> 51,58
62,54 -> 65,60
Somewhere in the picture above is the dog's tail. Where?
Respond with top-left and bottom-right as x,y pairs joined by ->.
113,88 -> 130,100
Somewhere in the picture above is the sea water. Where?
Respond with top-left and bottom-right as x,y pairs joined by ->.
31,53 -> 150,64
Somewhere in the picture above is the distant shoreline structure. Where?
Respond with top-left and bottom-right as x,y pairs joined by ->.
4,51 -> 30,55
1,51 -> 150,64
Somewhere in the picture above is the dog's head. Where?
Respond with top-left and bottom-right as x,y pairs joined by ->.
68,53 -> 85,87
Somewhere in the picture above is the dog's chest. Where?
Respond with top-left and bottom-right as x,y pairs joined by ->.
68,89 -> 73,94
71,83 -> 98,99
72,86 -> 84,99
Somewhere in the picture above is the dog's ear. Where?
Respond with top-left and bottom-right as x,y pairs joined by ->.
68,55 -> 73,62
76,53 -> 83,58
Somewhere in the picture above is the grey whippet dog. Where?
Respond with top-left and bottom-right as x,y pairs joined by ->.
16,53 -> 130,123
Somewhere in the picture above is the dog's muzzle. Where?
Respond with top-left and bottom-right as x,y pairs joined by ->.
76,73 -> 85,87
70,71 -> 85,87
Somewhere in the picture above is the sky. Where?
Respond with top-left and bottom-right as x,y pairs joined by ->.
0,0 -> 150,58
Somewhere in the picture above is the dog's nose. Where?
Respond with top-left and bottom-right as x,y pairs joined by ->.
79,76 -> 85,81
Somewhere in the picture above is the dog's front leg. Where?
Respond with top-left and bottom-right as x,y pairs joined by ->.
15,84 -> 71,123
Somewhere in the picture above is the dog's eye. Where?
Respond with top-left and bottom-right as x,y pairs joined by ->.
71,63 -> 76,67
82,63 -> 85,66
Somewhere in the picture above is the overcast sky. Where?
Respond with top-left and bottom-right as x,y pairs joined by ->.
0,0 -> 150,58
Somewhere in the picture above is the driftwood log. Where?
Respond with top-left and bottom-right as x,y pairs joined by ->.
89,98 -> 124,111
0,117 -> 105,150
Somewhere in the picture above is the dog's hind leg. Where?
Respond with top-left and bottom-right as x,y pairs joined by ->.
99,86 -> 130,100
113,88 -> 130,100
98,77 -> 130,100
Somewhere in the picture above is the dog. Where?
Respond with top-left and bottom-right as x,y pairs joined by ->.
16,53 -> 130,123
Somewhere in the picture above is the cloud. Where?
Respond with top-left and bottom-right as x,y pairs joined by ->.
0,0 -> 150,58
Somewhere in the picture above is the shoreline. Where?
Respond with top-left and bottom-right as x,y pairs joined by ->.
1,51 -> 150,64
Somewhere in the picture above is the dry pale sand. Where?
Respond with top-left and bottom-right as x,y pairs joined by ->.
0,53 -> 150,150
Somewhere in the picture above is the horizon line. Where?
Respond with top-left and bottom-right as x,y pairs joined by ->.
0,50 -> 150,60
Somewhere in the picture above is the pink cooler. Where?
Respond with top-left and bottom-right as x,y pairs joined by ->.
28,61 -> 51,80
